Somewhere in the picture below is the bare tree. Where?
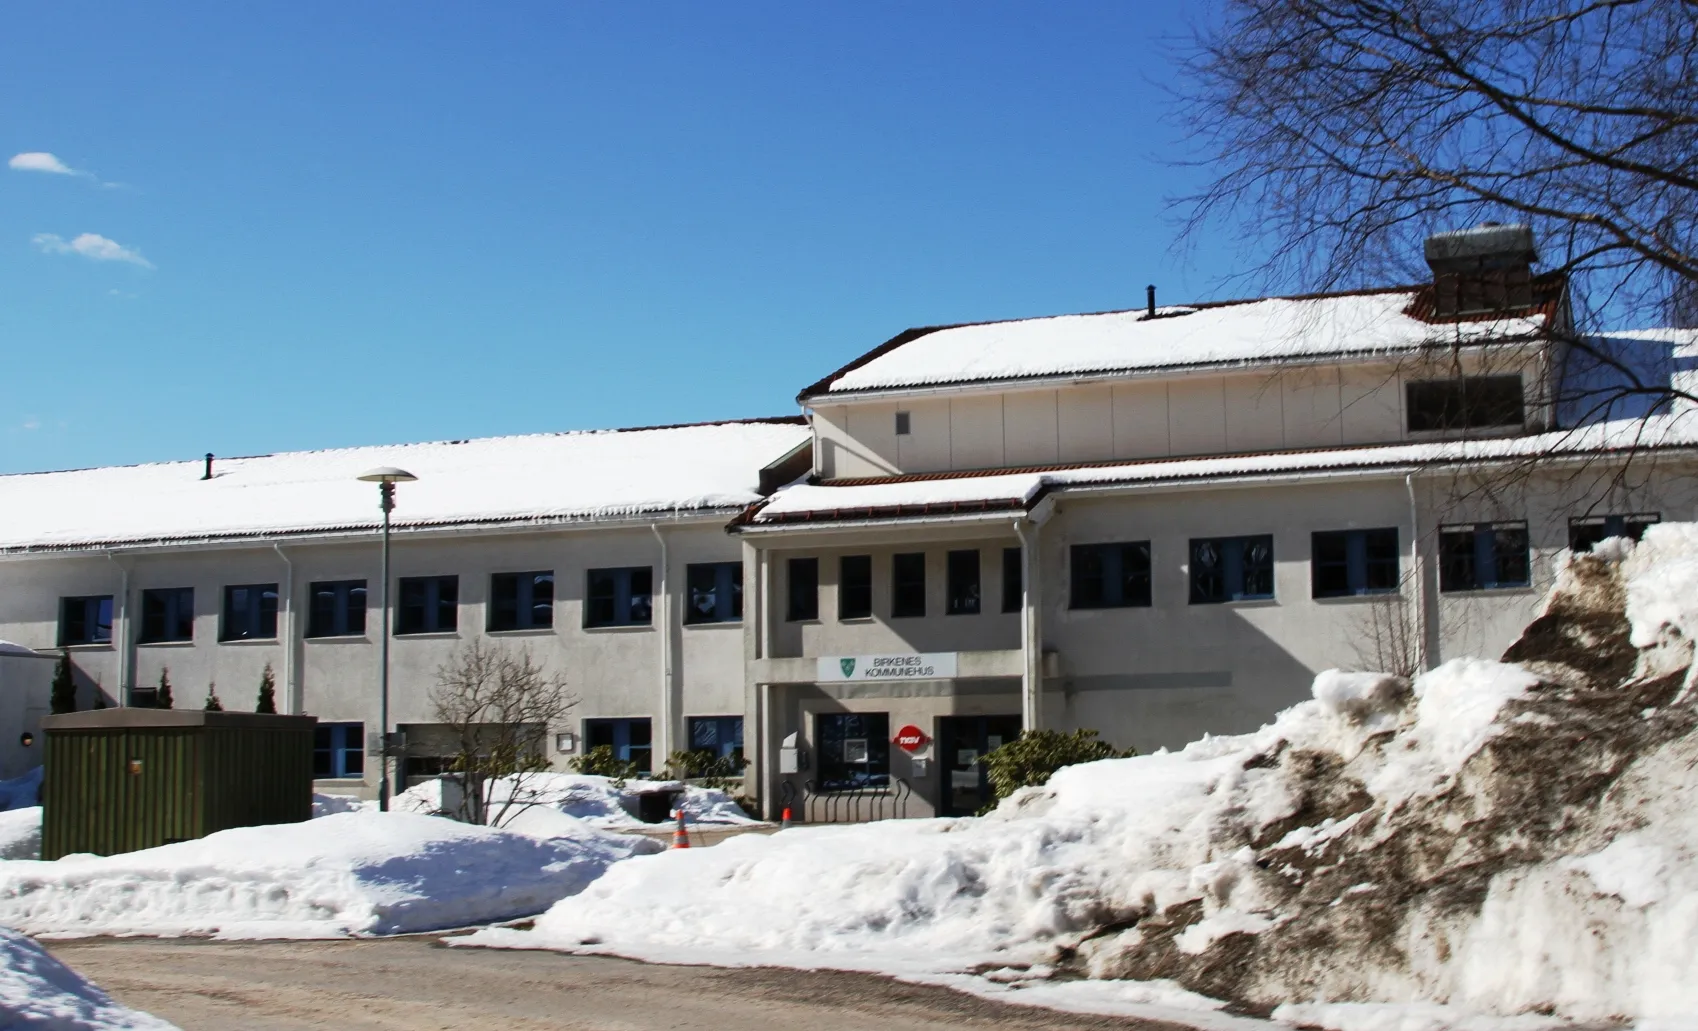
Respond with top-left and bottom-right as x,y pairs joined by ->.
1347,570 -> 1424,678
430,641 -> 576,828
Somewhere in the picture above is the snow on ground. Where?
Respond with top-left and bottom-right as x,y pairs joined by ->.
0,810 -> 657,939
393,772 -> 758,829
0,926 -> 176,1029
0,807 -> 42,861
466,533 -> 1698,1028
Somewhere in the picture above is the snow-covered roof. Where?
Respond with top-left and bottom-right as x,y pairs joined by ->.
0,419 -> 811,553
806,287 -> 1555,398
744,414 -> 1698,527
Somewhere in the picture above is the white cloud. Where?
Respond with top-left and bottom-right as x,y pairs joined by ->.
32,232 -> 154,269
20,417 -> 39,432
9,152 -> 78,175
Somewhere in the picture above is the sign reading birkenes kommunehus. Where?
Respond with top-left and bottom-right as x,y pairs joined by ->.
817,653 -> 958,682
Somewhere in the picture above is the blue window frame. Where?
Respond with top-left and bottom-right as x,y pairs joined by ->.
397,575 -> 458,635
1070,542 -> 1152,609
58,595 -> 113,646
313,722 -> 366,779
685,563 -> 742,625
585,567 -> 652,628
221,583 -> 279,641
583,717 -> 653,774
688,716 -> 745,763
307,580 -> 367,638
490,571 -> 554,631
1312,528 -> 1401,598
1569,513 -> 1657,553
1190,535 -> 1275,604
1439,522 -> 1530,591
140,587 -> 194,643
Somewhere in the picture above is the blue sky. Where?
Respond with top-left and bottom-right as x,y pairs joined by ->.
1,3 -> 1242,475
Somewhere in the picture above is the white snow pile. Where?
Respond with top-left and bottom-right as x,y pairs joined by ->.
0,808 -> 42,861
0,926 -> 175,1029
393,772 -> 758,829
0,810 -> 657,938
468,526 -> 1698,1028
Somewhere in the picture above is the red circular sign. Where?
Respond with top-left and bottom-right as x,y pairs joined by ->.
894,725 -> 930,753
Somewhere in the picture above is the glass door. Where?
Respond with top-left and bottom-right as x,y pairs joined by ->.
937,715 -> 1022,816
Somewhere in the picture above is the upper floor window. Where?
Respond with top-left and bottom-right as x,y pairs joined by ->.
1002,547 -> 1022,613
140,587 -> 194,643
786,558 -> 819,622
221,583 -> 279,641
490,571 -> 554,631
586,567 -> 652,628
685,563 -> 742,625
1190,535 -> 1274,604
946,550 -> 981,615
894,411 -> 911,436
1406,376 -> 1525,432
307,580 -> 367,638
1070,542 -> 1152,609
397,575 -> 458,635
892,553 -> 926,618
58,596 -> 113,646
839,555 -> 872,620
1439,522 -> 1530,591
314,722 -> 365,779
1311,529 -> 1400,598
1569,513 -> 1658,553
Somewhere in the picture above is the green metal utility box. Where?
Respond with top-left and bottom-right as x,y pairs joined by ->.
40,710 -> 316,859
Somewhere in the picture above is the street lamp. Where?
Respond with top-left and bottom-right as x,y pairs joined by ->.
357,466 -> 417,812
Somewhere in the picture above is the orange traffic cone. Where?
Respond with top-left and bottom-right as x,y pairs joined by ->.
672,809 -> 691,849
780,807 -> 792,830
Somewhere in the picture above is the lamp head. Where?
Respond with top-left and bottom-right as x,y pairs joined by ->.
357,467 -> 418,484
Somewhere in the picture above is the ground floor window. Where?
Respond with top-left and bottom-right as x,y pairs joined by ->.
815,712 -> 889,791
1311,528 -> 1400,598
1569,513 -> 1658,553
1190,535 -> 1274,603
688,716 -> 745,764
1440,522 -> 1530,591
583,717 -> 653,775
314,722 -> 365,779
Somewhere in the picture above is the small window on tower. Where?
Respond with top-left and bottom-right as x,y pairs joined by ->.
894,411 -> 911,436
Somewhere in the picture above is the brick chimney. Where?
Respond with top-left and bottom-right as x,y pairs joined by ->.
1424,224 -> 1537,317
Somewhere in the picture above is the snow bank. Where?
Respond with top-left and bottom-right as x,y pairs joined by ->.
0,927 -> 176,1029
0,810 -> 656,938
0,807 -> 42,861
394,772 -> 757,829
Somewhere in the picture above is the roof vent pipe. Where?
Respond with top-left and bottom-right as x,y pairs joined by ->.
1146,284 -> 1156,317
202,453 -> 214,481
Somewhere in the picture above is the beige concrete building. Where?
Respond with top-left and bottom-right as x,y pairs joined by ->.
2,226 -> 1694,819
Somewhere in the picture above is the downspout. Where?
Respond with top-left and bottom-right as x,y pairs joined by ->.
1012,519 -> 1042,732
650,523 -> 674,763
105,551 -> 130,707
1405,473 -> 1428,673
274,544 -> 298,714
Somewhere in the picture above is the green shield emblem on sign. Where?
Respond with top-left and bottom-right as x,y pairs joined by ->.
840,657 -> 856,678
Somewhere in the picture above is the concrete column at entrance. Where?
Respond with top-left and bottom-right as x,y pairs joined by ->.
1014,519 -> 1043,732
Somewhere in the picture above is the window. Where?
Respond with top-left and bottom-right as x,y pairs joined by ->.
490,571 -> 554,631
307,580 -> 367,638
894,411 -> 911,436
140,587 -> 194,643
1440,522 -> 1530,591
1406,376 -> 1526,432
816,712 -> 890,791
1311,529 -> 1401,598
946,550 -> 981,615
585,567 -> 652,628
1070,542 -> 1152,609
397,575 -> 458,635
892,553 -> 926,618
583,718 -> 653,775
1190,535 -> 1275,604
684,563 -> 742,625
58,596 -> 113,646
313,722 -> 366,779
787,558 -> 819,622
1569,513 -> 1658,553
688,716 -> 745,764
839,555 -> 872,620
1002,547 -> 1023,613
221,583 -> 279,641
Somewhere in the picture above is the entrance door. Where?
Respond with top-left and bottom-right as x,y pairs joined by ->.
937,715 -> 1022,816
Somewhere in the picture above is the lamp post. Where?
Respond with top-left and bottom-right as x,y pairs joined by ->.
357,466 -> 417,812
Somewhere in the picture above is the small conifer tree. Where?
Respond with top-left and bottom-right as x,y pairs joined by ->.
203,681 -> 223,712
50,651 -> 77,715
157,668 -> 174,710
255,663 -> 278,714
92,680 -> 107,709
